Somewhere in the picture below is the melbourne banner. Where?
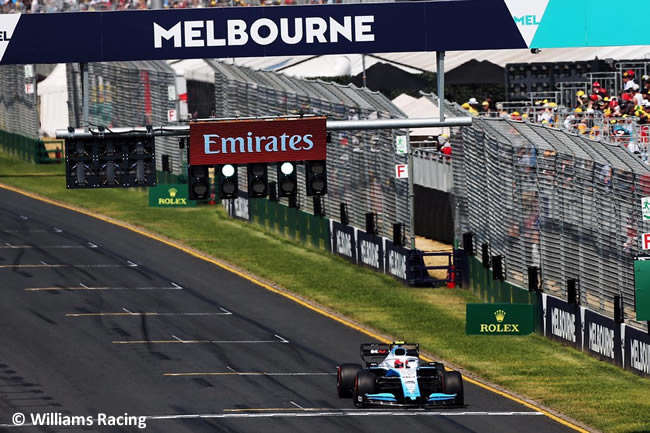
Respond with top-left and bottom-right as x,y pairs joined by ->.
226,190 -> 250,220
356,230 -> 384,273
189,117 -> 326,165
623,324 -> 650,377
543,294 -> 581,348
582,309 -> 621,366
331,221 -> 356,264
0,1 -> 524,65
385,240 -> 409,284
466,303 -> 534,335
3,0 -> 650,64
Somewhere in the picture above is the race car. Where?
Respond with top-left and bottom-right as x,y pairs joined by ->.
337,342 -> 464,408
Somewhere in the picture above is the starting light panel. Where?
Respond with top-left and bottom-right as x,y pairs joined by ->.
65,134 -> 156,189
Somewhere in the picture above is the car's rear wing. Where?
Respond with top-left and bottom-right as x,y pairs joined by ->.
360,342 -> 419,364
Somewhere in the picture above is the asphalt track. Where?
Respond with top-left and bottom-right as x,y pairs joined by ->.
0,186 -> 581,433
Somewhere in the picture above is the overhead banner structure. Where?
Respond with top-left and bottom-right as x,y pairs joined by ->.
3,0 -> 650,65
189,117 -> 326,165
0,1 -> 522,64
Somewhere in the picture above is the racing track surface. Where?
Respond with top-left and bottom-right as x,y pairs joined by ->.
0,187 -> 580,433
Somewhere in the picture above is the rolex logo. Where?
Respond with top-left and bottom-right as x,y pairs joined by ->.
168,188 -> 178,198
494,309 -> 506,323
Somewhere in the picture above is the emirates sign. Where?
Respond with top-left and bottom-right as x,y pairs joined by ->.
189,117 -> 327,165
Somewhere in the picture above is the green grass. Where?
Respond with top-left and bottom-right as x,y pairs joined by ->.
1,153 -> 649,433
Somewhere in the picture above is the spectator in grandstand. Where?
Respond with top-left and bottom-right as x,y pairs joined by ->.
440,139 -> 452,160
510,111 -> 522,121
461,102 -> 479,116
642,75 -> 650,99
623,70 -> 637,92
632,84 -> 644,108
468,97 -> 480,113
592,81 -> 601,96
480,101 -> 490,114
437,134 -> 449,151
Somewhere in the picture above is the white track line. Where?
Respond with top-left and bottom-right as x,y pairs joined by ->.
0,264 -> 137,269
113,339 -> 287,344
26,286 -> 183,292
140,411 -> 543,422
164,372 -> 337,377
274,334 -> 290,343
0,245 -> 94,249
290,401 -> 304,409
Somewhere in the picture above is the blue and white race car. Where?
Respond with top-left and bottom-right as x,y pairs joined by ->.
337,342 -> 464,408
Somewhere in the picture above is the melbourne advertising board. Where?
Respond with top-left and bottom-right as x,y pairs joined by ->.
542,293 -> 582,348
0,1 -> 527,65
189,117 -> 326,165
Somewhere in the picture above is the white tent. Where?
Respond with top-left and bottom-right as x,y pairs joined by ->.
167,58 -> 214,83
167,59 -> 214,120
37,63 -> 68,138
391,94 -> 448,137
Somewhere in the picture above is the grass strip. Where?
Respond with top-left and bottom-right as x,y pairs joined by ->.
1,153 -> 648,433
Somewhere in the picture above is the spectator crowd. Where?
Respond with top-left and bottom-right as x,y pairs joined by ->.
458,69 -> 650,163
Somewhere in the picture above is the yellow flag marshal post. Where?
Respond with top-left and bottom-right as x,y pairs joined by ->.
466,303 -> 534,335
148,184 -> 195,207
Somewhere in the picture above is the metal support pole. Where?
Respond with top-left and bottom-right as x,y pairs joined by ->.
407,137 -> 415,249
81,62 -> 89,133
362,54 -> 367,88
56,117 -> 473,139
436,51 -> 445,121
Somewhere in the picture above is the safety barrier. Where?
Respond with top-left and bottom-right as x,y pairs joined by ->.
0,130 -> 60,163
466,254 -> 649,377
221,192 -> 451,286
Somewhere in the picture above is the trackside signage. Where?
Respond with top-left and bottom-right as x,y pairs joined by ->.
226,191 -> 250,220
623,325 -> 650,377
356,230 -> 384,273
385,240 -> 409,284
466,303 -> 534,335
543,294 -> 581,348
148,184 -> 195,207
582,309 -> 621,366
331,222 -> 356,264
189,117 -> 326,165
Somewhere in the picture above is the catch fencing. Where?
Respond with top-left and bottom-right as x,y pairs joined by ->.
0,64 -> 53,162
450,110 -> 650,331
66,61 -> 182,177
203,59 -> 412,241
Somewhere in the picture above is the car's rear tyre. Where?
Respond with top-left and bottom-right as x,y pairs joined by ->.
353,371 -> 376,407
444,371 -> 464,406
337,363 -> 362,398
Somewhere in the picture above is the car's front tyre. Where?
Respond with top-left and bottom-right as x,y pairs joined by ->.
353,370 -> 376,408
337,363 -> 362,398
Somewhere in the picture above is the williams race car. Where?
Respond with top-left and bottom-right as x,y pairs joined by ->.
337,342 -> 464,408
